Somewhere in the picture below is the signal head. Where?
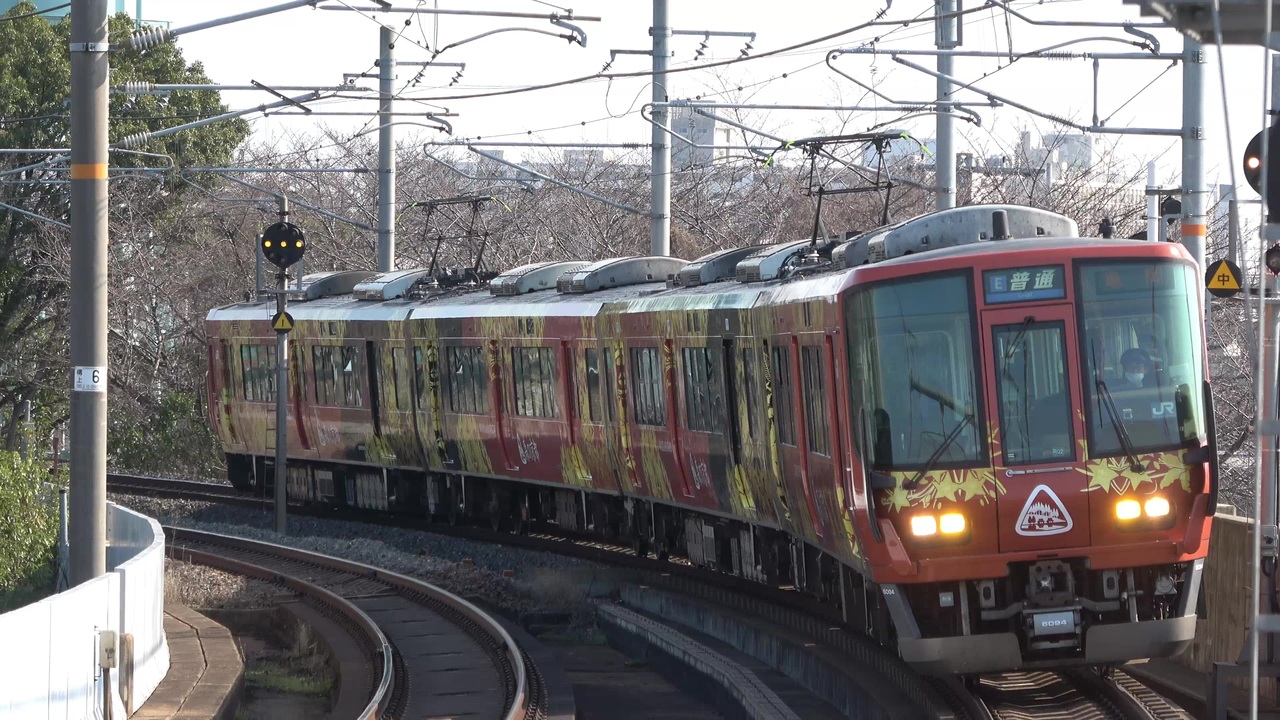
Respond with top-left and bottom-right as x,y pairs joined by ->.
1267,244 -> 1280,275
1245,130 -> 1264,193
261,221 -> 306,269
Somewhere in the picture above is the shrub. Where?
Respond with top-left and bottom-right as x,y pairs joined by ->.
0,450 -> 61,610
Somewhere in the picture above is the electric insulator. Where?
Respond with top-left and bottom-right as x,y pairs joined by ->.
120,81 -> 153,95
129,26 -> 173,51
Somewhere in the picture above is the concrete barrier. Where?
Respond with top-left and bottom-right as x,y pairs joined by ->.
0,503 -> 169,719
1175,514 -> 1276,702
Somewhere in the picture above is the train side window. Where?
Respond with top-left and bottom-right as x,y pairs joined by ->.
741,348 -> 758,440
682,346 -> 724,432
219,341 -> 233,397
801,345 -> 831,455
512,346 -> 559,418
389,347 -> 408,410
239,344 -> 277,403
585,348 -> 604,422
413,347 -> 426,406
313,345 -> 363,407
446,345 -> 489,414
603,349 -> 616,421
770,346 -> 796,445
631,346 -> 666,426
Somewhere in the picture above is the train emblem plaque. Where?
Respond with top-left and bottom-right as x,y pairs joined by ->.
1015,485 -> 1074,537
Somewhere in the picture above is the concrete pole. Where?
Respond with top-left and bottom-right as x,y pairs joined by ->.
69,0 -> 109,586
1181,37 -> 1208,328
935,0 -> 957,211
377,25 -> 396,272
1147,162 -> 1159,242
274,268 -> 289,535
650,0 -> 671,256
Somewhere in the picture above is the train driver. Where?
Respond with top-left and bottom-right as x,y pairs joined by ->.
1116,348 -> 1151,391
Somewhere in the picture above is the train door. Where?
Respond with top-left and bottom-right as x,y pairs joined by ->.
981,305 -> 1090,553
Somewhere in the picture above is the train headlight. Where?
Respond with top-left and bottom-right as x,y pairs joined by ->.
1144,497 -> 1170,517
939,513 -> 966,534
1115,499 -> 1141,520
910,515 -> 938,537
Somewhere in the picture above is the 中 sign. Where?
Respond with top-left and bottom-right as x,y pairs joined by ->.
73,366 -> 106,393
1205,258 -> 1242,298
272,311 -> 295,333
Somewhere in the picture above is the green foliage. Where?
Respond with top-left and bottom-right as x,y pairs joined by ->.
0,450 -> 61,610
244,660 -> 333,697
110,391 -> 222,479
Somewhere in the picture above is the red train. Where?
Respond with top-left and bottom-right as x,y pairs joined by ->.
206,204 -> 1215,674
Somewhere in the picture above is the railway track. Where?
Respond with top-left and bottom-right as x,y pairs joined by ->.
968,669 -> 1189,720
117,474 -> 1188,720
166,526 -> 540,720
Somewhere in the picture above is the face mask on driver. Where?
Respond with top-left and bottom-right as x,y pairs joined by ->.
1125,372 -> 1144,386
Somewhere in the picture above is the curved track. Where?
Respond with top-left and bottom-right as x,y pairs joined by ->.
167,526 -> 536,720
117,474 -> 1187,720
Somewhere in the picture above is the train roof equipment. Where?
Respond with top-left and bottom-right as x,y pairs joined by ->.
556,256 -> 689,294
854,204 -> 1079,264
735,240 -> 814,283
675,246 -> 767,288
353,269 -> 436,301
490,261 -> 590,296
297,271 -> 379,300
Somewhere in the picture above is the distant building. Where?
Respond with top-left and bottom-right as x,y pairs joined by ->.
564,148 -> 604,166
1020,131 -> 1093,169
670,104 -> 731,170
1,0 -> 143,21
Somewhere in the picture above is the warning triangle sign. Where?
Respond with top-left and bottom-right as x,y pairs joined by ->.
1015,485 -> 1073,537
1205,259 -> 1242,298
272,311 -> 294,333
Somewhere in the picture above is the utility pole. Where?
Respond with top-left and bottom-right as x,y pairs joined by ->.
935,0 -> 957,211
378,24 -> 396,273
1181,37 -> 1208,324
650,0 -> 671,257
69,0 -> 110,586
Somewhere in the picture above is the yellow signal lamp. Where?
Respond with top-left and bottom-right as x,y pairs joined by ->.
910,515 -> 938,537
939,513 -> 966,534
1115,499 -> 1141,520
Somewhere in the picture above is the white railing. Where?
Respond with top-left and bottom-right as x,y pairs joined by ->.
0,503 -> 169,720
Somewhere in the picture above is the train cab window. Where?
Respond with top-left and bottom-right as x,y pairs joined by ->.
446,345 -> 489,414
845,273 -> 984,469
770,346 -> 796,445
313,345 -> 364,407
631,346 -> 667,426
682,346 -> 725,433
1077,261 -> 1206,455
512,346 -> 558,418
801,346 -> 831,455
239,344 -> 277,403
992,321 -> 1073,465
585,349 -> 604,422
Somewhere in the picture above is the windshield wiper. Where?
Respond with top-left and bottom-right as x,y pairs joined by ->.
904,412 -> 974,490
1095,376 -> 1143,472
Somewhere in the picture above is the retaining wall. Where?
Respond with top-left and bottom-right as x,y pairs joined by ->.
0,503 -> 169,719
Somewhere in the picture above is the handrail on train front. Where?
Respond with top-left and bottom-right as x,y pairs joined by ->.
166,527 -> 528,720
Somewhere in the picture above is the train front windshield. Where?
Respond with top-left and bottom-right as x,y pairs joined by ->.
847,273 -> 985,470
1076,261 -> 1207,455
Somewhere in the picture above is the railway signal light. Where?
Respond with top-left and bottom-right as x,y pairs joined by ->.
1243,124 -> 1280,217
1267,243 -> 1280,275
261,221 -> 306,269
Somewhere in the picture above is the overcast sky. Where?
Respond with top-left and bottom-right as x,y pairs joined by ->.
143,0 -> 1276,204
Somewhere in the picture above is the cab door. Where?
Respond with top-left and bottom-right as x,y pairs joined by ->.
982,305 -> 1091,553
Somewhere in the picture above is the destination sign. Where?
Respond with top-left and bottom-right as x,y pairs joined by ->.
983,265 -> 1066,305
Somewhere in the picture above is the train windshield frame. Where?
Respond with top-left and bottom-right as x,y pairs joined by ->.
1074,259 -> 1207,458
846,271 -> 987,471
